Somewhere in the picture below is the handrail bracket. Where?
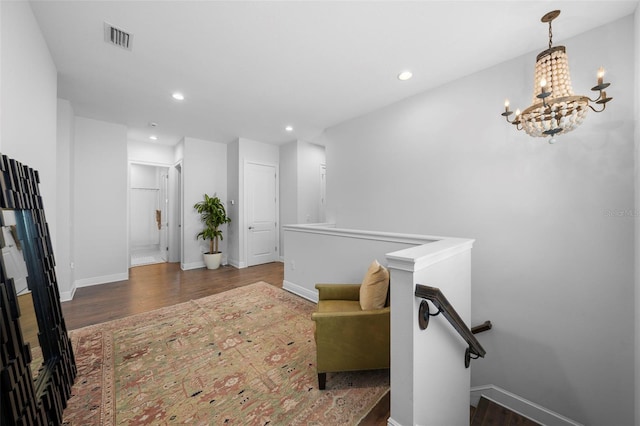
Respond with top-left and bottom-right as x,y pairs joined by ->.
418,299 -> 442,330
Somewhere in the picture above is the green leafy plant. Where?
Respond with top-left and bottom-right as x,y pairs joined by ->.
193,194 -> 231,254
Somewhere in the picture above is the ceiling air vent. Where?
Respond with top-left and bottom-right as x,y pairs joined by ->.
104,22 -> 132,51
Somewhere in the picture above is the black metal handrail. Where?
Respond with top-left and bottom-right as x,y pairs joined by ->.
415,284 -> 486,368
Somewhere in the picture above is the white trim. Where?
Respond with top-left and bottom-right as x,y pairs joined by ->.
282,279 -> 317,302
470,385 -> 583,426
75,272 -> 128,288
181,260 -> 235,271
59,285 -> 76,302
128,159 -> 173,168
228,258 -> 247,269
386,237 -> 474,272
181,261 -> 205,270
283,223 -> 438,246
386,417 -> 402,426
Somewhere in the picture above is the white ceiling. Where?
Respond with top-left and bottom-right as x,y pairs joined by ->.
29,1 -> 638,146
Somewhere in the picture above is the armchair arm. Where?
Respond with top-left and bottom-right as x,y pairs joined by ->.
315,283 -> 361,301
311,306 -> 390,320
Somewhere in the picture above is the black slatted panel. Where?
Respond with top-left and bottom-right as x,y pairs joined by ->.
0,154 -> 76,425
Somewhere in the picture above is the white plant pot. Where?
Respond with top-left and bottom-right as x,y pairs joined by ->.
203,252 -> 222,270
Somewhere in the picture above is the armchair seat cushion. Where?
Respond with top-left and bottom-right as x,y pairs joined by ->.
317,300 -> 362,314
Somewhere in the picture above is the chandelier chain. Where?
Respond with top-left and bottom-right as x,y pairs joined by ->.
548,20 -> 553,50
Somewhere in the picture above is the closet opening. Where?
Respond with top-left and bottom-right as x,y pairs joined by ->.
129,163 -> 170,267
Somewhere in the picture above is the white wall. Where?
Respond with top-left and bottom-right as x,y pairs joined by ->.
56,99 -> 75,300
0,0 -> 58,251
319,17 -> 635,425
297,141 -> 325,224
279,141 -> 297,258
0,0 -> 2,148
128,140 -> 175,165
130,163 -> 160,188
635,5 -> 640,426
182,137 -> 227,269
279,140 -> 326,258
74,117 -> 128,286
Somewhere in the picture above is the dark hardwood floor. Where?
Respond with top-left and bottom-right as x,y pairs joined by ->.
471,397 -> 541,426
60,261 -> 389,425
61,261 -> 284,330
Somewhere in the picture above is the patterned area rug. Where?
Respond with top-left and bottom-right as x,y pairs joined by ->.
62,282 -> 389,425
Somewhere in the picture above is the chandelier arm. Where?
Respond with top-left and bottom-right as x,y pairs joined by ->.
588,103 -> 606,113
523,108 -> 551,122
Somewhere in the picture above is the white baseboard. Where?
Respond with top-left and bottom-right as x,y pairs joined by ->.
228,259 -> 247,269
282,280 -> 317,303
386,417 -> 402,426
59,285 -> 76,302
74,272 -> 128,288
470,385 -> 583,426
181,261 -> 205,271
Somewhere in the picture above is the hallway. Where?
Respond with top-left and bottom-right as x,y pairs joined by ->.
130,247 -> 166,266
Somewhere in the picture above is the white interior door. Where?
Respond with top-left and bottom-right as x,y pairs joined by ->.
246,162 -> 278,266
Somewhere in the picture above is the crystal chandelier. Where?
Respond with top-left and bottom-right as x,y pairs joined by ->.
501,10 -> 612,143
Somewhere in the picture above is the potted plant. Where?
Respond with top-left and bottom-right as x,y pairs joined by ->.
193,193 -> 231,270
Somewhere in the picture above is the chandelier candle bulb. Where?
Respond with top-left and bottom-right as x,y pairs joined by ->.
540,78 -> 547,96
597,67 -> 605,85
504,99 -> 511,114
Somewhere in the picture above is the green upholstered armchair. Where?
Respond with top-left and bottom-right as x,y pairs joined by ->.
311,283 -> 390,390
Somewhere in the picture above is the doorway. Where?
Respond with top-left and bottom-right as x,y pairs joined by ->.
170,162 -> 182,265
129,163 -> 170,266
319,163 -> 326,222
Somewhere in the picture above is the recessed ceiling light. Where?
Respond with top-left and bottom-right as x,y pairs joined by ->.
149,135 -> 158,141
285,126 -> 293,132
172,92 -> 185,101
398,71 -> 413,81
